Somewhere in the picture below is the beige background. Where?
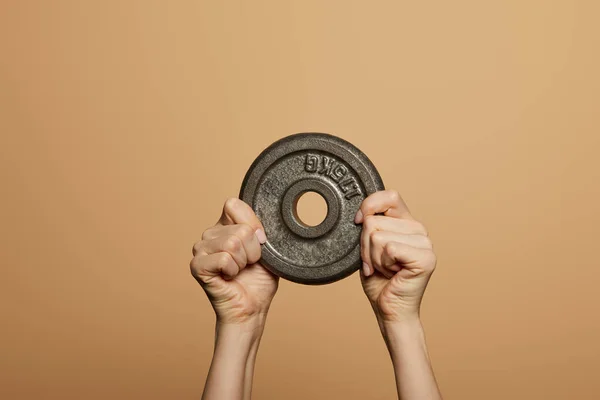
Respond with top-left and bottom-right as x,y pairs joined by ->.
1,1 -> 599,399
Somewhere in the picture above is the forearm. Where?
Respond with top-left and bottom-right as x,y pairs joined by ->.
202,318 -> 265,400
381,318 -> 442,400
242,320 -> 264,400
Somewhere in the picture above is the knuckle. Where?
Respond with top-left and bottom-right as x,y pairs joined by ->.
368,229 -> 376,243
383,241 -> 396,255
359,199 -> 373,214
423,252 -> 437,270
388,190 -> 401,202
363,203 -> 375,216
224,197 -> 240,213
413,221 -> 428,236
385,242 -> 404,259
422,236 -> 433,248
363,215 -> 375,231
218,252 -> 233,269
247,252 -> 261,264
236,224 -> 255,241
223,235 -> 242,253
189,257 -> 200,276
370,230 -> 384,245
192,241 -> 203,255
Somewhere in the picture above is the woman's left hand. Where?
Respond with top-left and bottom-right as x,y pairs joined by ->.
356,190 -> 437,323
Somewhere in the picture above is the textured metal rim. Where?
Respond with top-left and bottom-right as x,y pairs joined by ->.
239,132 -> 385,284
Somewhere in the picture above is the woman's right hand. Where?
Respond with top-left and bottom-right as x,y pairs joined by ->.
190,198 -> 279,325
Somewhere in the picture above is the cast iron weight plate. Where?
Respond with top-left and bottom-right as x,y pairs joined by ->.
239,133 -> 385,285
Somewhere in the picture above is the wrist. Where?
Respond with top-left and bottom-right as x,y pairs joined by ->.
379,317 -> 424,347
380,316 -> 422,333
215,315 -> 267,344
373,305 -> 421,327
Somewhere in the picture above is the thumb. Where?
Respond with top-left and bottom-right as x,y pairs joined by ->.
218,198 -> 267,243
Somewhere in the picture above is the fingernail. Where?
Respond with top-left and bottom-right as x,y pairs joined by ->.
255,228 -> 267,244
362,262 -> 370,276
354,209 -> 363,224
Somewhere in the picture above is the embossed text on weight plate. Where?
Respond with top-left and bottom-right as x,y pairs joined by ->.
304,154 -> 361,199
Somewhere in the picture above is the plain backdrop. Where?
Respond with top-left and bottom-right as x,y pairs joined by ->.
1,1 -> 599,399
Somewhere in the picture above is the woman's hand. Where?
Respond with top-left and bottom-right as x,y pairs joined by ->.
190,198 -> 278,325
191,198 -> 279,400
357,190 -> 442,400
357,190 -> 436,323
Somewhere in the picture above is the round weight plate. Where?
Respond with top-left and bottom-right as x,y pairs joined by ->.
239,133 -> 385,285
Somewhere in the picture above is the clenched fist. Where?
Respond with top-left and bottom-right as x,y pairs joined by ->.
357,190 -> 437,323
190,198 -> 278,325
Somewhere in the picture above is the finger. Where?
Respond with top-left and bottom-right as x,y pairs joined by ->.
360,214 -> 428,276
355,190 -> 413,224
382,242 -> 437,275
193,235 -> 247,269
233,224 -> 261,264
361,215 -> 428,236
359,262 -> 391,283
218,198 -> 267,243
190,252 -> 240,283
200,224 -> 262,264
366,232 -> 398,278
360,220 -> 373,276
359,261 -> 379,280
370,231 -> 432,271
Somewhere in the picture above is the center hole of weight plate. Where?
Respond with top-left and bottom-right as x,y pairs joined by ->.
294,191 -> 328,227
